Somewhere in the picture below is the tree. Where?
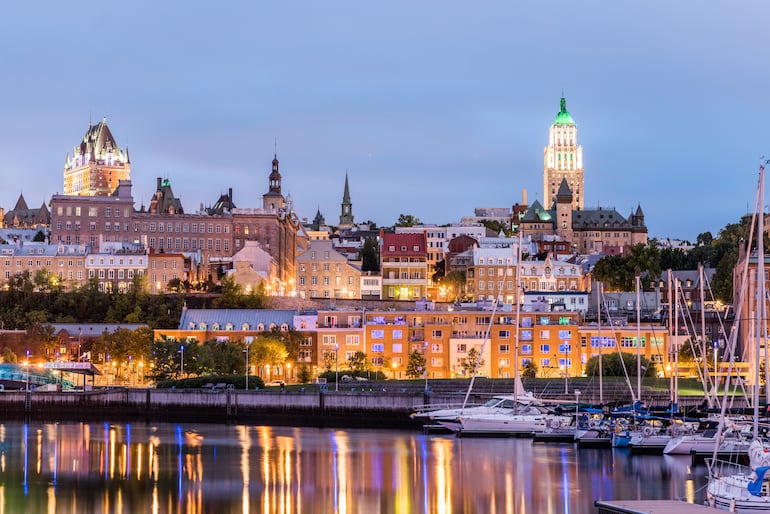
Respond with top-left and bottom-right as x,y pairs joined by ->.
251,335 -> 289,379
406,350 -> 426,379
297,364 -> 312,384
696,231 -> 714,246
460,348 -> 485,376
2,347 -> 17,363
480,219 -> 512,236
395,214 -> 421,227
521,360 -> 538,379
346,351 -> 369,373
592,254 -> 634,291
435,270 -> 465,301
584,351 -> 655,377
360,237 -> 380,272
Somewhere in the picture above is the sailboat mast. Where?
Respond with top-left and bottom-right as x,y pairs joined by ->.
666,269 -> 674,407
636,275 -> 642,403
514,237 -> 523,402
752,165 -> 766,430
598,281 -> 603,405
698,263 -> 710,407
674,278 -> 680,407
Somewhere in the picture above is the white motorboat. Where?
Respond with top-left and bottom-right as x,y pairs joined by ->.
438,404 -> 572,436
411,392 -> 539,425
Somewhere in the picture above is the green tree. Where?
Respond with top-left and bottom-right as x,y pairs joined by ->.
460,348 -> 485,376
521,360 -> 538,379
297,364 -> 312,384
251,335 -> 289,379
360,237 -> 380,272
346,351 -> 369,373
395,214 -> 421,227
435,270 -> 465,301
406,350 -> 426,379
2,347 -> 18,363
584,351 -> 655,377
480,219 -> 512,236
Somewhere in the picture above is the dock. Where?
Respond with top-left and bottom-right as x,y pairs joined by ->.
595,499 -> 718,513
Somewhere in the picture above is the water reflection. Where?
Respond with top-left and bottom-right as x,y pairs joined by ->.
0,421 -> 707,513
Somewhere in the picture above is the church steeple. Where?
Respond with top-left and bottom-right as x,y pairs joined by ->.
262,151 -> 286,211
339,172 -> 354,226
269,153 -> 282,195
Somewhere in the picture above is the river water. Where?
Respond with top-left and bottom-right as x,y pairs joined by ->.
0,421 -> 707,513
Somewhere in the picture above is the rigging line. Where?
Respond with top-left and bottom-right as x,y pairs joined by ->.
712,165 -> 763,462
599,286 -> 637,403
461,266 -> 505,410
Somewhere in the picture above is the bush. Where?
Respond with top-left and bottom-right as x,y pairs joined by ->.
318,369 -> 386,382
156,374 -> 265,390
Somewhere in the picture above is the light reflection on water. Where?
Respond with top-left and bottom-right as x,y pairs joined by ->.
0,421 -> 707,513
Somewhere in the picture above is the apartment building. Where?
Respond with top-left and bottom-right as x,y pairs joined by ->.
379,231 -> 429,300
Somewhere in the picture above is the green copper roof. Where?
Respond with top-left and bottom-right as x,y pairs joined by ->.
554,97 -> 575,126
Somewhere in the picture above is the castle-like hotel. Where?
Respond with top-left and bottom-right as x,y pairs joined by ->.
0,101 -> 674,381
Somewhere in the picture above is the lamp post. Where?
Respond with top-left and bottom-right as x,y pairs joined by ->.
335,343 -> 339,392
574,390 -> 581,419
244,341 -> 250,390
563,340 -> 569,394
179,345 -> 185,378
423,341 -> 429,393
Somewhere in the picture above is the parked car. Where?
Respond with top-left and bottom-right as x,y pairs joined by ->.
265,380 -> 285,387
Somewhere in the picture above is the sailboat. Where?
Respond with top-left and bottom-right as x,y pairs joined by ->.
707,162 -> 770,511
435,237 -> 573,436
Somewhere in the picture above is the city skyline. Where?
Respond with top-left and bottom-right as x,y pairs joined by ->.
1,1 -> 768,240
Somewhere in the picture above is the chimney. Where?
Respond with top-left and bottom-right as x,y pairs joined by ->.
157,177 -> 162,190
522,188 -> 527,205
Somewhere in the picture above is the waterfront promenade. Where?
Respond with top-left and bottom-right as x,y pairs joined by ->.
0,378 -> 721,427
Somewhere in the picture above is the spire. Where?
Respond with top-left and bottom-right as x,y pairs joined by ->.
343,171 -> 351,203
339,171 -> 354,226
554,96 -> 575,126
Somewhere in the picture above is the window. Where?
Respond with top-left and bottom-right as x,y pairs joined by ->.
539,344 -> 550,353
371,330 -> 384,339
499,344 -> 510,353
346,335 -> 359,345
498,358 -> 510,368
520,330 -> 532,341
392,329 -> 402,339
558,329 -> 572,339
392,343 -> 402,353
431,343 -> 441,352
498,330 -> 510,338
371,343 -> 384,353
431,329 -> 442,337
322,335 -> 337,345
520,344 -> 532,354
558,344 -> 572,353
540,330 -> 550,339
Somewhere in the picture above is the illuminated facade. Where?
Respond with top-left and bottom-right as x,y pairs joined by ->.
295,240 -> 361,299
543,97 -> 583,210
0,242 -> 88,290
154,308 -> 672,380
379,232 -> 429,300
63,118 -> 131,196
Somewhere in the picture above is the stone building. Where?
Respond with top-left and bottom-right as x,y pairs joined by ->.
63,118 -> 131,197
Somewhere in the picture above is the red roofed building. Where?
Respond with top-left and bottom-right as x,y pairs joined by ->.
379,231 -> 429,300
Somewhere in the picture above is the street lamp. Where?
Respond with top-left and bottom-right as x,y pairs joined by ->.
574,390 -> 581,419
244,341 -> 250,390
335,343 -> 339,392
423,341 -> 429,393
563,340 -> 569,394
178,345 -> 185,378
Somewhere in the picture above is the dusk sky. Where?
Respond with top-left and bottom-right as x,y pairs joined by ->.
1,2 -> 768,241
